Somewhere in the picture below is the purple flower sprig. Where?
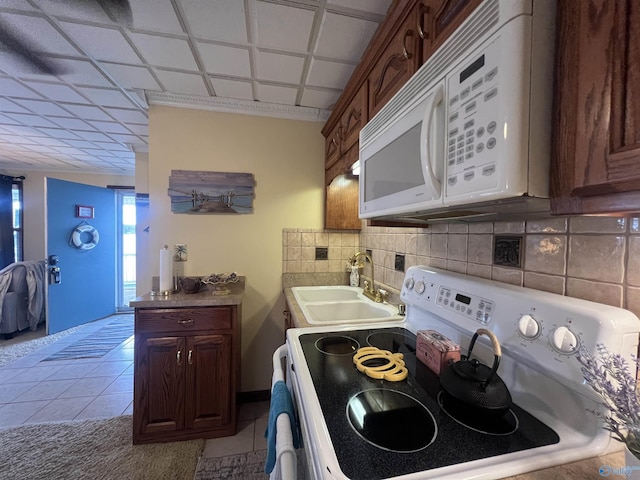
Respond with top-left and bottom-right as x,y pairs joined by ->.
576,344 -> 640,456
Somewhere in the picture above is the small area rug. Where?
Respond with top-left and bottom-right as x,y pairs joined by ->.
195,450 -> 268,480
42,315 -> 134,361
0,415 -> 204,480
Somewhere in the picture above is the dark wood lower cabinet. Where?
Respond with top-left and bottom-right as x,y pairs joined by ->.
133,306 -> 239,444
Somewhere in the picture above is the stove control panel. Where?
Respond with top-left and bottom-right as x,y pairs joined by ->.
437,286 -> 494,324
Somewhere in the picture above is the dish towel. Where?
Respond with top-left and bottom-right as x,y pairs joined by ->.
264,380 -> 302,474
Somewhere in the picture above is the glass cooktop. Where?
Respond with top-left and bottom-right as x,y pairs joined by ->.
298,327 -> 559,480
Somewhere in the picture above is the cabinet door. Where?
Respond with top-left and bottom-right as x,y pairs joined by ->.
551,0 -> 640,214
340,85 -> 368,155
325,123 -> 341,170
185,334 -> 233,431
424,0 -> 482,60
135,336 -> 185,437
368,9 -> 419,118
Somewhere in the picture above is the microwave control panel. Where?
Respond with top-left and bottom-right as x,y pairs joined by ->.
445,38 -> 501,198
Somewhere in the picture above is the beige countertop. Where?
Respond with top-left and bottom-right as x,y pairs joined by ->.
283,284 -> 627,478
130,277 -> 244,309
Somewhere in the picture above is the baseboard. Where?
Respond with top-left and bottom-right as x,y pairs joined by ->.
237,390 -> 270,404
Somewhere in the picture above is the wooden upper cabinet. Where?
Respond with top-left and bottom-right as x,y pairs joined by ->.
324,122 -> 341,170
422,0 -> 482,62
341,85 -> 368,155
551,0 -> 640,215
368,7 -> 420,118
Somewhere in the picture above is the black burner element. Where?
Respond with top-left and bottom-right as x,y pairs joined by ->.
347,389 -> 437,452
437,392 -> 518,435
366,332 -> 416,354
315,335 -> 359,355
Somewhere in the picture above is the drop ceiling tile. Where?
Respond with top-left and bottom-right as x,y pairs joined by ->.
4,112 -> 57,127
108,133 -> 142,145
123,123 -> 148,136
256,84 -> 297,105
128,33 -> 197,70
104,108 -> 147,124
49,116 -> 95,130
51,146 -> 83,155
315,12 -> 378,61
0,98 -> 30,113
0,113 -> 20,125
255,2 -> 314,53
3,125 -> 48,136
129,0 -> 183,34
154,70 -> 208,96
24,144 -> 59,154
14,99 -> 72,117
52,59 -> 113,87
0,134 -> 39,145
86,121 -> 131,134
179,0 -> 247,43
26,82 -> 86,102
62,139 -> 97,149
327,0 -> 392,15
60,104 -> 111,121
101,64 -> 161,90
75,87 -> 137,108
60,23 -> 141,63
256,51 -> 304,84
0,13 -> 80,55
0,78 -> 42,98
0,1 -> 37,11
73,131 -> 112,142
210,78 -> 253,100
300,88 -> 340,109
30,136 -> 70,148
30,0 -> 113,23
0,51 -> 55,79
198,43 -> 251,78
307,58 -> 355,89
35,127 -> 80,139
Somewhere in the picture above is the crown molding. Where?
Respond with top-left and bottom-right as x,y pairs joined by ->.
145,92 -> 332,123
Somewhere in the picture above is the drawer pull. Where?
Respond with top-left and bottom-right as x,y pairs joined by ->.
188,350 -> 193,365
177,350 -> 182,365
178,319 -> 195,325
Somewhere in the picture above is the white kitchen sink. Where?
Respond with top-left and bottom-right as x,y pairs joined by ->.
291,286 -> 402,325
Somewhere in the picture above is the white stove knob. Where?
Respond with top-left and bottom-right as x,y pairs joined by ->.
517,314 -> 540,339
404,277 -> 415,290
550,326 -> 579,354
415,281 -> 426,294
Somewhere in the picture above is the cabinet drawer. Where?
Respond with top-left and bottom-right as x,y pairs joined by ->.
136,307 -> 233,334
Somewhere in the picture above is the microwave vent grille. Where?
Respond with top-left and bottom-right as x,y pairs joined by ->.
361,0 -> 500,146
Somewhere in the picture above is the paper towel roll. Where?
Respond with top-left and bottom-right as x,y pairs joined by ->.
159,245 -> 173,292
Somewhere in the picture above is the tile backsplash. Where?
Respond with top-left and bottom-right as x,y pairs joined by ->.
283,215 -> 640,319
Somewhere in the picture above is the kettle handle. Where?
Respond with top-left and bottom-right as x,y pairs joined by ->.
466,328 -> 502,388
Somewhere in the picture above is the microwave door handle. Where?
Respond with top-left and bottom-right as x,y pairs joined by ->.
419,83 -> 444,198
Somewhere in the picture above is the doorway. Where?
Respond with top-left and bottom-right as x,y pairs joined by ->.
117,190 -> 136,311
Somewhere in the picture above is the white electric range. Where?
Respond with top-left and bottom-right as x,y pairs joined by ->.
278,266 -> 640,479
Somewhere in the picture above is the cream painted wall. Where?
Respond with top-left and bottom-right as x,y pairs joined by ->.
1,170 -> 134,261
147,105 -> 325,392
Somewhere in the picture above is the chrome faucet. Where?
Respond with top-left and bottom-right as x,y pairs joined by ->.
352,251 -> 386,303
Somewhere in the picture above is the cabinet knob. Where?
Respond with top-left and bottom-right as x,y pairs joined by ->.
188,350 -> 193,365
177,350 -> 182,365
178,319 -> 194,325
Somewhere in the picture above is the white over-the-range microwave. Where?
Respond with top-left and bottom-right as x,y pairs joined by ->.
359,0 -> 556,223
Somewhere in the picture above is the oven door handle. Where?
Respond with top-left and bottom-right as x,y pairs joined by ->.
270,344 -> 297,480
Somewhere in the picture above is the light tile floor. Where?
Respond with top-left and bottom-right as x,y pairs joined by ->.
0,314 -> 270,460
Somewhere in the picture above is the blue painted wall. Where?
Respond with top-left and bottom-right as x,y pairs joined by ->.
47,178 -> 116,334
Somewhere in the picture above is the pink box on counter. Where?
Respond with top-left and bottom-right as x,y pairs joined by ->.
416,330 -> 461,375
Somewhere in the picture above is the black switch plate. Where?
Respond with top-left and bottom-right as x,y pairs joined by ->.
395,254 -> 405,272
493,236 -> 522,268
315,247 -> 328,260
